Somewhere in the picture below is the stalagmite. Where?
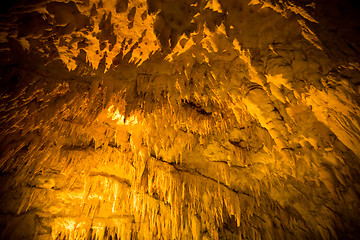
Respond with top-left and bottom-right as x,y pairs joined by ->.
0,0 -> 360,239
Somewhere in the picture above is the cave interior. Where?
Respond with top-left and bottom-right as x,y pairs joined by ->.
1,0 -> 360,239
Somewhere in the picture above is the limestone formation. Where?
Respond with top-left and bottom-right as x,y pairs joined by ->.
0,0 -> 360,239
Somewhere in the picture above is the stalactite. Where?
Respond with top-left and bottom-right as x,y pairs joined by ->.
1,0 -> 360,239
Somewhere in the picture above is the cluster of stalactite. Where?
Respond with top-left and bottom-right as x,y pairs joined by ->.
1,0 -> 360,239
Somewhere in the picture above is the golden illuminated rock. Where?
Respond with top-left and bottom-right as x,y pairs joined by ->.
0,0 -> 360,239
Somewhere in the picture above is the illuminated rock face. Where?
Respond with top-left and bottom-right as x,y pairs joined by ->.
0,0 -> 360,239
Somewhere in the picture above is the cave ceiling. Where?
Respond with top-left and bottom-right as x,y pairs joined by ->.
0,0 -> 360,239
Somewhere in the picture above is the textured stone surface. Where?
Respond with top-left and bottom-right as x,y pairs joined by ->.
0,0 -> 360,239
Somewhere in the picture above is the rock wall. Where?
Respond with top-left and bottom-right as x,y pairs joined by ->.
0,0 -> 360,239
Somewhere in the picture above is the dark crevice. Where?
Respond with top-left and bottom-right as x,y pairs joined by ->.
88,171 -> 131,187
181,99 -> 212,115
150,155 -> 252,198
